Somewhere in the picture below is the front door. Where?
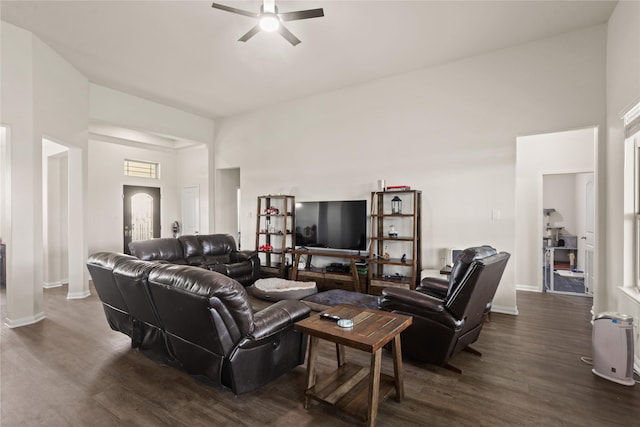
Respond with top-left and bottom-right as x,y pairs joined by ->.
123,185 -> 161,254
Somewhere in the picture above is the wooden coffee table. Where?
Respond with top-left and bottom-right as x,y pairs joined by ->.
294,304 -> 412,427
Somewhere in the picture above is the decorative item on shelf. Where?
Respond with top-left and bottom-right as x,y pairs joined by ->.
382,273 -> 405,281
386,185 -> 411,191
391,196 -> 402,214
569,252 -> 576,269
400,254 -> 406,263
383,245 -> 390,260
388,225 -> 398,237
259,244 -> 273,252
264,206 -> 280,215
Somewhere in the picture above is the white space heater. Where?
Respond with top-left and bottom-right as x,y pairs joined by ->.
592,312 -> 635,386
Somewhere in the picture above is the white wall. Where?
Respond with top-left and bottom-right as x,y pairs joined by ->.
87,142 -> 210,255
215,168 -> 240,239
88,85 -> 214,252
90,85 -> 215,145
607,3 -> 640,289
178,145 -> 210,235
43,152 -> 69,287
0,20 -> 215,324
214,25 -> 607,314
34,31 -> 90,301
1,21 -> 90,325
606,1 -> 640,368
87,141 -> 181,254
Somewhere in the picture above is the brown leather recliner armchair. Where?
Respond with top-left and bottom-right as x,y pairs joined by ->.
379,246 -> 510,372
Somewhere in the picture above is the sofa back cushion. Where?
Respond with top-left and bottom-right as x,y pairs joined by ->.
129,238 -> 186,264
178,235 -> 205,266
147,264 -> 253,356
445,252 -> 510,321
113,258 -> 162,327
447,245 -> 497,300
87,252 -> 135,312
197,234 -> 237,264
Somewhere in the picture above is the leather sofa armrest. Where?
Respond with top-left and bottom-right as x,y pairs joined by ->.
417,277 -> 449,299
250,300 -> 311,340
381,288 -> 463,329
236,250 -> 258,262
380,287 -> 445,313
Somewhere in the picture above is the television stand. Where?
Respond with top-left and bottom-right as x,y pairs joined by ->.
289,249 -> 368,293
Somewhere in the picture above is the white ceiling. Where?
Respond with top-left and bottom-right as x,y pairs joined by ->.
1,1 -> 617,120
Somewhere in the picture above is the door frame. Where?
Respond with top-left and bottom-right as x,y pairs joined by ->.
123,185 -> 161,253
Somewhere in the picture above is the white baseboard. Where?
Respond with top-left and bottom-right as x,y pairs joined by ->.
491,304 -> 519,315
3,312 -> 46,328
516,284 -> 541,293
43,280 -> 64,289
66,290 -> 90,300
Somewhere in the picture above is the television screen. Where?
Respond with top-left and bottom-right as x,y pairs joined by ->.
295,200 -> 367,251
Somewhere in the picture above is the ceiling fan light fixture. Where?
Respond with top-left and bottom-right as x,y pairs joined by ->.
259,14 -> 280,32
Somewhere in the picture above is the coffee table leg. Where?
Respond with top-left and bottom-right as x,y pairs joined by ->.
335,343 -> 346,367
392,334 -> 404,401
367,349 -> 382,427
305,336 -> 319,409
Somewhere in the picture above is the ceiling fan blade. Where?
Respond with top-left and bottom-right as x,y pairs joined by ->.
277,24 -> 301,46
278,8 -> 324,22
238,25 -> 261,42
211,2 -> 259,19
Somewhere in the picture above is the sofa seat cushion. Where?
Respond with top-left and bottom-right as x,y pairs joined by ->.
202,254 -> 231,265
251,278 -> 318,302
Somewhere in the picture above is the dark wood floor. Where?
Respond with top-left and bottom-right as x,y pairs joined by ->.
2,286 -> 639,426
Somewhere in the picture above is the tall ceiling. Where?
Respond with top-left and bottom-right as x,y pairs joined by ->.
1,1 -> 617,120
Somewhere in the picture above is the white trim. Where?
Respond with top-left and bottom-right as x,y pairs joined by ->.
491,304 -> 519,316
4,312 -> 46,328
516,284 -> 540,292
66,290 -> 91,299
619,285 -> 640,304
42,280 -> 65,289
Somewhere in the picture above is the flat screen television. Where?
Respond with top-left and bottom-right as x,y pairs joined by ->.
295,200 -> 367,251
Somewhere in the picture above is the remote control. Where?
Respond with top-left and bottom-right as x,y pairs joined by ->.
319,313 -> 341,322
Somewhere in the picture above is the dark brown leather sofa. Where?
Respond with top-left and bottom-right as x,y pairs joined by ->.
128,234 -> 260,286
379,246 -> 510,371
87,252 -> 310,394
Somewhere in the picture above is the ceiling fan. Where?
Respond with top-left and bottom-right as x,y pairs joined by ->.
211,0 -> 324,46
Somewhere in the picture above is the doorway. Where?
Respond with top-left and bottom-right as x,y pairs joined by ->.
123,185 -> 160,254
42,139 -> 69,288
542,172 -> 594,295
216,168 -> 241,245
515,126 -> 598,302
